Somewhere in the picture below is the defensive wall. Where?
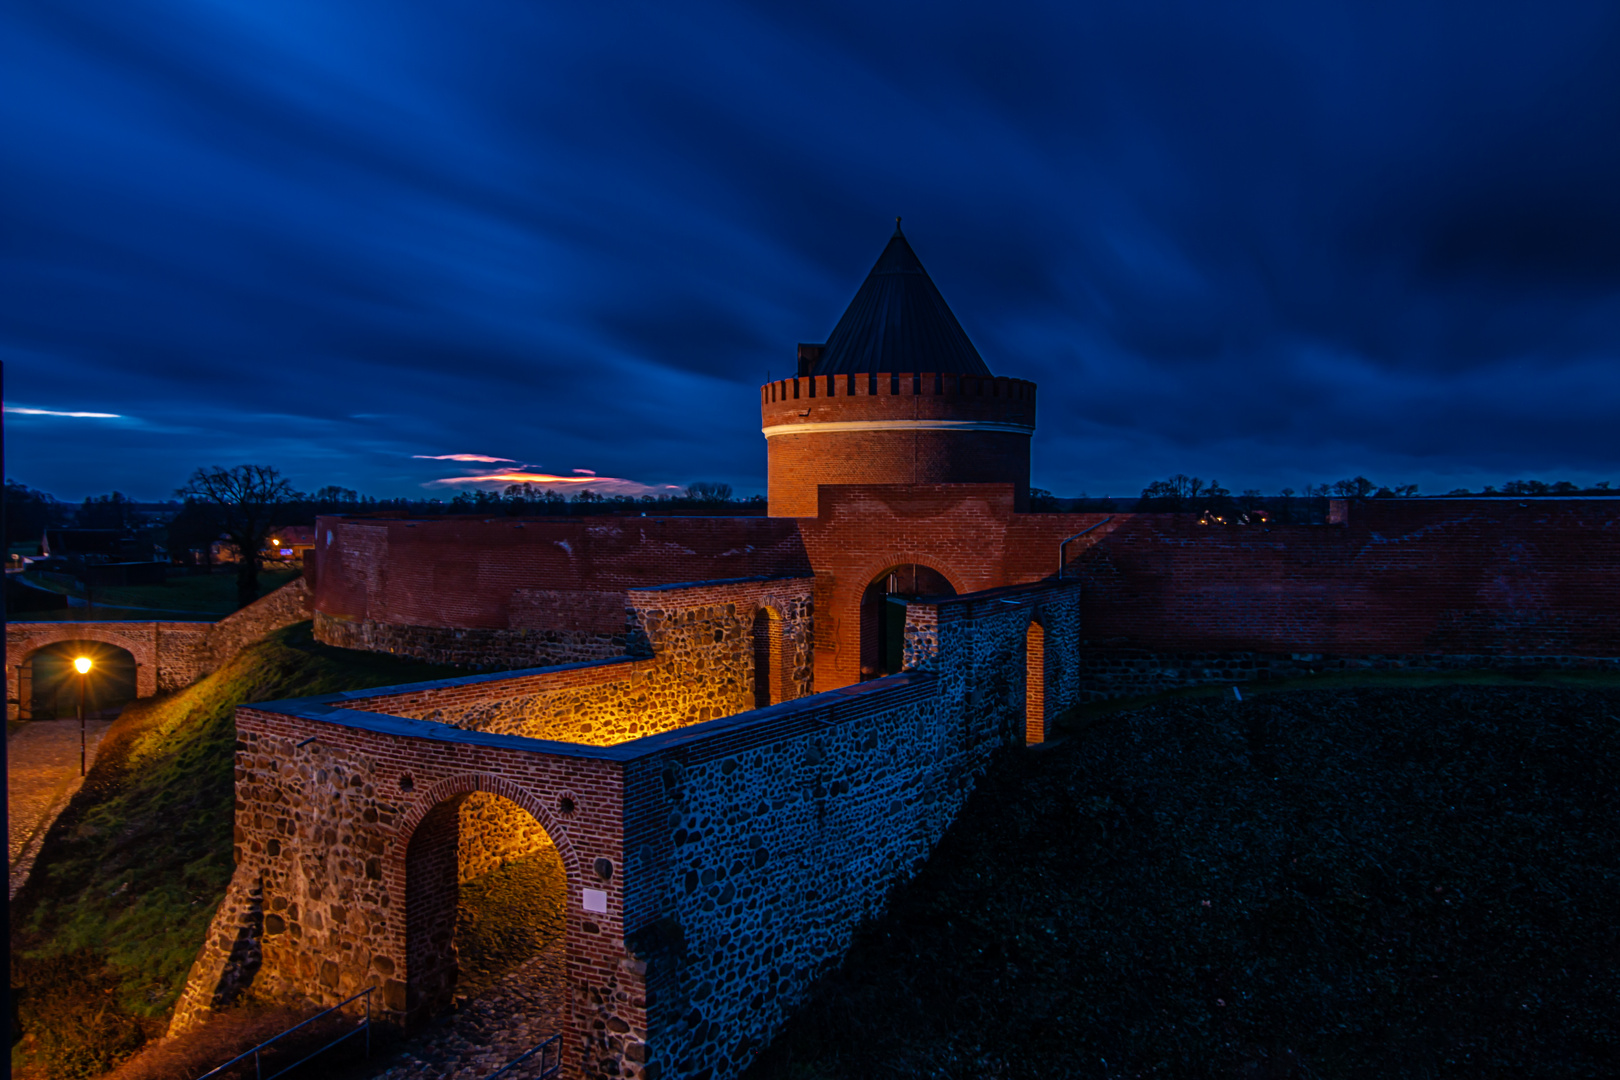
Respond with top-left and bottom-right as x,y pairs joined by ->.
310,493 -> 1620,700
1069,497 -> 1620,698
173,576 -> 1083,1080
5,579 -> 314,720
311,516 -> 809,670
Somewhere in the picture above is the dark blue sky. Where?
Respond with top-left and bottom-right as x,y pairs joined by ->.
5,1 -> 1619,502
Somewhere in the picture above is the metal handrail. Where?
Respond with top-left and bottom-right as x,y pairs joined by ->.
1057,516 -> 1113,578
194,986 -> 372,1080
484,1033 -> 563,1079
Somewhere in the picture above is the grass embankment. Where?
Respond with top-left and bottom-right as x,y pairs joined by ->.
747,683 -> 1620,1080
19,567 -> 301,615
10,622 -> 470,1080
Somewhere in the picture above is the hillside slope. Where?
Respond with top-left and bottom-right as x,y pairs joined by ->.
745,685 -> 1620,1080
10,622 -> 469,1078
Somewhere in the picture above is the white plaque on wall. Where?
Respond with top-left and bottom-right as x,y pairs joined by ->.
582,888 -> 608,913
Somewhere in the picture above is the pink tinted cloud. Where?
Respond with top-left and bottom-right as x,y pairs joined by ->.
572,468 -> 596,475
424,470 -> 681,497
412,453 -> 518,463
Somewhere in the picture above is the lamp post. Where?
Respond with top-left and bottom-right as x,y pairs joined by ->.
74,655 -> 92,776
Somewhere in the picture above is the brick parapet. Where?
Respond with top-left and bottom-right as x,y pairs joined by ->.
759,371 -> 1036,429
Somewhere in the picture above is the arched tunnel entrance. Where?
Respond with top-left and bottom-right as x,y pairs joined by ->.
23,640 -> 138,720
405,791 -> 568,1026
860,564 -> 957,679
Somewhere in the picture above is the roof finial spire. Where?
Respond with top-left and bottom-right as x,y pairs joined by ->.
894,215 -> 903,236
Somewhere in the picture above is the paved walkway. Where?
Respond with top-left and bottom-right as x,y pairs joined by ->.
367,941 -> 568,1079
8,716 -> 114,898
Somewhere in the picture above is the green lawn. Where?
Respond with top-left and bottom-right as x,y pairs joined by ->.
20,567 -> 301,615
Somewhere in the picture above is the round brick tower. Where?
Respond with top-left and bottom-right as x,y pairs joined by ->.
761,223 -> 1036,517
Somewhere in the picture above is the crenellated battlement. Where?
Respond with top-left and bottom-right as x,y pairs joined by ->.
760,371 -> 1036,429
760,371 -> 1037,515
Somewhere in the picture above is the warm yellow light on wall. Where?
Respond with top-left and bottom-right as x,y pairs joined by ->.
74,656 -> 93,674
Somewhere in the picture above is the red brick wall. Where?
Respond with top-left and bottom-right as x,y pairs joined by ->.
313,496 -> 1620,697
761,373 -> 1035,516
313,516 -> 810,629
1073,501 -> 1620,656
796,484 -> 1073,689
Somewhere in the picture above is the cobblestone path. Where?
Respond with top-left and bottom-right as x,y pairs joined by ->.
366,941 -> 568,1080
8,716 -> 114,898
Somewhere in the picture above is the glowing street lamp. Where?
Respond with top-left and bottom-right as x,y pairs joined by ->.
74,655 -> 92,776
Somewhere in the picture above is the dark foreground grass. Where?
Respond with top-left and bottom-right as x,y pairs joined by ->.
9,622 -> 470,1080
745,685 -> 1620,1080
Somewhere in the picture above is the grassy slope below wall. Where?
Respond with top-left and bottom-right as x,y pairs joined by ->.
9,622 -> 470,1079
745,681 -> 1620,1080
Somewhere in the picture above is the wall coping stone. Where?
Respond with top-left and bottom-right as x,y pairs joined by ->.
324,655 -> 643,701
245,669 -> 938,765
625,572 -> 815,594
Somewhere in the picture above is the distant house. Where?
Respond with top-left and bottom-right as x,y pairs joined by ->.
266,526 -> 316,562
209,525 -> 316,565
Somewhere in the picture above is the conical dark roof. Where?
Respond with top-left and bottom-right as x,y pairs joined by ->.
811,224 -> 992,376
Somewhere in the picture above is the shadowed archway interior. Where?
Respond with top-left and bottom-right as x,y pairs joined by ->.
24,640 -> 137,720
859,564 -> 957,679
404,790 -> 567,1024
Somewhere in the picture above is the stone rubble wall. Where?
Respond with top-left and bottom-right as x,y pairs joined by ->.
314,612 -> 627,671
4,580 -> 310,719
337,577 -> 815,747
459,790 -> 555,883
168,875 -> 266,1036
204,578 -> 315,670
176,707 -> 638,1079
621,579 -> 1084,1080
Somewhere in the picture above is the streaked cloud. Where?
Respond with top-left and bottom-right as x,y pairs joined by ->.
411,453 -> 519,463
425,470 -> 682,496
5,406 -> 123,419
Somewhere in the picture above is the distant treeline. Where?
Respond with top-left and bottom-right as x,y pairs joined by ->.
3,479 -> 766,556
1035,475 -> 1616,515
8,472 -> 1616,556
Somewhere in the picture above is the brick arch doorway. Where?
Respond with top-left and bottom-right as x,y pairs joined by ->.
404,788 -> 569,1030
751,605 -> 786,708
1025,617 -> 1048,745
860,563 -> 958,679
21,638 -> 139,720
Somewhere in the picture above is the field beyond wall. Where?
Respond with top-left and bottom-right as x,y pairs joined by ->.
747,681 -> 1620,1080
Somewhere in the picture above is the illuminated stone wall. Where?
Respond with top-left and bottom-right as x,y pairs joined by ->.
337,576 -> 815,747
170,705 -> 638,1080
458,790 -> 554,882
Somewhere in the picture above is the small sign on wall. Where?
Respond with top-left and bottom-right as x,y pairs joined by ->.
583,888 -> 608,913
